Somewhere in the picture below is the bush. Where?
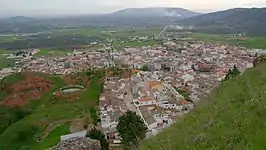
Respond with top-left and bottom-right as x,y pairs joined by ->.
86,128 -> 109,150
89,107 -> 98,126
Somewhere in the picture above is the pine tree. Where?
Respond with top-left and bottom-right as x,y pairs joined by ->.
117,111 -> 148,149
224,69 -> 233,81
232,65 -> 241,77
224,65 -> 241,81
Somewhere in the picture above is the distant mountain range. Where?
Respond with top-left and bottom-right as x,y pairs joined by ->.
112,7 -> 201,18
1,7 -> 266,36
177,8 -> 266,35
0,7 -> 201,33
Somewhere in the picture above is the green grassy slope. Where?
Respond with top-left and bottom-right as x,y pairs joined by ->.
0,73 -> 103,150
141,63 -> 266,150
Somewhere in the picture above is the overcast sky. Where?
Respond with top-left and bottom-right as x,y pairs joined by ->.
1,0 -> 266,17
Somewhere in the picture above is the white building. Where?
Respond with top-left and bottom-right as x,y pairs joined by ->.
134,96 -> 157,106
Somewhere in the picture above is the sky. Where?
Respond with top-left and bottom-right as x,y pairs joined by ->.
1,0 -> 266,17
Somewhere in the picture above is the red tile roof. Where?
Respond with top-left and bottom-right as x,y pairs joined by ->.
139,97 -> 154,102
180,100 -> 188,105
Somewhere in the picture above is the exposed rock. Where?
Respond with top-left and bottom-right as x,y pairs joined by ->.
53,137 -> 101,150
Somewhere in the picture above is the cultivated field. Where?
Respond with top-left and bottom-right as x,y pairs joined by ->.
192,33 -> 266,49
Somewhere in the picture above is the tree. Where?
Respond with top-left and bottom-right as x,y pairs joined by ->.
232,65 -> 241,76
224,69 -> 233,81
223,65 -> 241,81
117,111 -> 148,149
255,52 -> 258,57
191,64 -> 196,71
86,128 -> 109,150
140,64 -> 149,71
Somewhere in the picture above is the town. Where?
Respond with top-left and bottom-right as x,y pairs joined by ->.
0,35 -> 263,147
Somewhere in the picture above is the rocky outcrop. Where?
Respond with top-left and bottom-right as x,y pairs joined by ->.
53,137 -> 101,150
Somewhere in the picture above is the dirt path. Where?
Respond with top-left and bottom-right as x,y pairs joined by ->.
38,119 -> 72,142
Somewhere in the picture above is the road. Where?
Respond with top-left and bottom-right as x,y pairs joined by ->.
124,81 -> 137,112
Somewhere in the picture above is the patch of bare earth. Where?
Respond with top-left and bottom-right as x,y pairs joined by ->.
70,117 -> 95,133
1,73 -> 52,107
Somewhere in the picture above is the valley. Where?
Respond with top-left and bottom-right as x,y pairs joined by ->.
0,6 -> 266,150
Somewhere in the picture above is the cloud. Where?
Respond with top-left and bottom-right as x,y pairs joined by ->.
0,0 -> 266,17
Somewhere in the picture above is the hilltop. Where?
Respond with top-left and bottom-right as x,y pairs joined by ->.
141,62 -> 266,149
178,8 -> 266,36
112,7 -> 201,18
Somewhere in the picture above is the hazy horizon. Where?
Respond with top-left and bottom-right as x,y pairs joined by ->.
1,0 -> 266,17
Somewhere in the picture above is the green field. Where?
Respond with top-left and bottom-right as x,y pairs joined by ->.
0,36 -> 18,43
113,27 -> 160,38
53,27 -> 160,38
35,49 -> 72,57
0,56 -> 16,69
0,49 -> 9,54
192,33 -> 266,49
141,63 -> 266,149
53,28 -> 104,37
0,72 -> 103,149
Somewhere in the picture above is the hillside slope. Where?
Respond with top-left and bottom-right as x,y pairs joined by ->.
0,72 -> 102,150
141,63 -> 266,149
178,8 -> 266,35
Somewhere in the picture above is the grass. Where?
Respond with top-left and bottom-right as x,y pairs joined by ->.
192,33 -> 266,49
0,56 -> 16,69
53,28 -> 105,37
114,27 -> 160,38
53,27 -> 161,39
0,49 -> 9,54
0,36 -> 17,43
31,124 -> 70,150
35,49 -> 72,57
141,62 -> 266,149
0,73 -> 25,101
0,73 -> 103,150
1,72 -> 25,85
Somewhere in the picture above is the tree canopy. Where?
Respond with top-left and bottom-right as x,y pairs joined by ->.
86,128 -> 109,150
224,65 -> 241,81
140,64 -> 149,71
117,111 -> 148,149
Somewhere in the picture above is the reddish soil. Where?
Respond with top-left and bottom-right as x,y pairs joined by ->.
1,73 -> 52,107
63,76 -> 76,85
63,75 -> 90,88
60,92 -> 81,101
